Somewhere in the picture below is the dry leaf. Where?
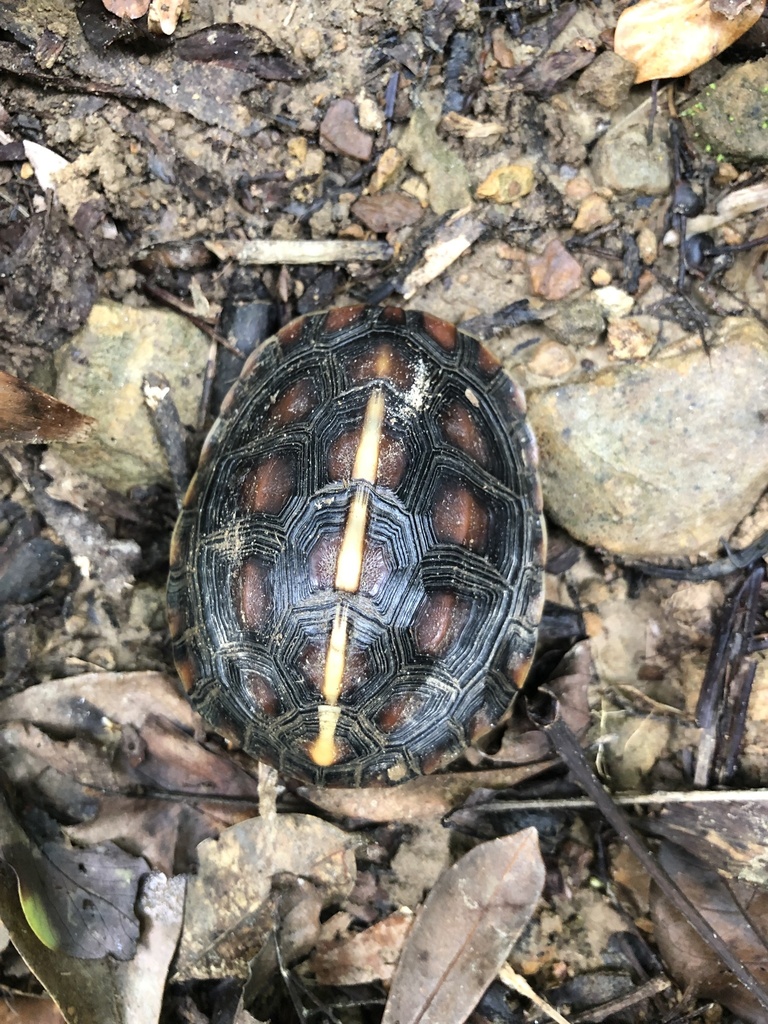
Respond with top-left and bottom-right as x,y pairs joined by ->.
305,908 -> 414,985
0,792 -> 183,1024
651,842 -> 768,1024
382,828 -> 545,1024
614,0 -> 767,83
175,814 -> 356,979
301,761 -> 554,823
0,372 -> 96,443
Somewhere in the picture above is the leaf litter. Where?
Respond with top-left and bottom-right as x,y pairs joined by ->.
2,0 -> 768,1021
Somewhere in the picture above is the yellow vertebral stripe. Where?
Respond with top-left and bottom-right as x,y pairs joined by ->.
352,389 -> 385,482
308,607 -> 349,766
309,704 -> 342,766
311,391 -> 385,766
323,605 -> 349,705
335,390 -> 385,593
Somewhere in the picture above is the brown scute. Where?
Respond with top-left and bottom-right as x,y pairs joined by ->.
308,534 -> 341,590
475,340 -> 502,378
413,590 -> 470,656
327,430 -> 358,482
496,375 -> 527,420
300,630 -> 368,697
240,454 -> 296,514
246,671 -> 282,716
381,305 -> 406,324
467,706 -> 496,741
346,343 -> 415,391
422,312 -> 457,351
277,315 -> 306,349
167,604 -> 185,642
439,400 -> 490,467
303,731 -> 352,766
432,482 -> 490,553
168,523 -> 185,570
181,470 -> 201,510
377,693 -> 418,732
324,305 -> 366,332
507,648 -> 534,689
237,557 -> 272,630
359,540 -> 389,597
328,427 -> 407,488
377,434 -> 408,489
175,656 -> 196,693
419,745 -> 456,777
266,379 -> 317,428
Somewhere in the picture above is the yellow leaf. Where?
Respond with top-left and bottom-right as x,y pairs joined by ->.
614,0 -> 766,83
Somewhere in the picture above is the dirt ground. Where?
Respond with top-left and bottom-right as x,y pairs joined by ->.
1,1 -> 768,1022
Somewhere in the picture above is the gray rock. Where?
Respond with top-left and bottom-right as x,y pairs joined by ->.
546,296 -> 606,347
592,122 -> 671,197
683,58 -> 768,164
576,51 -> 637,111
398,107 -> 472,216
526,318 -> 768,560
54,302 -> 209,492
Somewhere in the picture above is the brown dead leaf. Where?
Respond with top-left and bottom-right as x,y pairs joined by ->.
651,842 -> 768,1024
0,792 -> 183,1024
0,673 -> 261,872
490,641 -> 593,767
0,371 -> 95,443
305,908 -> 414,985
301,762 -> 555,823
381,828 -> 545,1024
614,0 -> 767,83
0,671 -> 197,733
650,801 -> 768,887
175,814 -> 356,980
0,997 -> 65,1024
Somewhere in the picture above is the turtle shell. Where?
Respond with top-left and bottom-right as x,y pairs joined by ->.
167,305 -> 545,786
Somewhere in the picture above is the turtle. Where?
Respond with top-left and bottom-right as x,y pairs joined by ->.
167,304 -> 545,786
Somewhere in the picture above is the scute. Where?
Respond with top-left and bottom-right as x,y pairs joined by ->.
167,305 -> 545,786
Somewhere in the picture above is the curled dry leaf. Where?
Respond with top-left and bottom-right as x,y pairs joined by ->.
0,371 -> 95,443
651,842 -> 768,1024
381,828 -> 545,1024
614,0 -> 767,83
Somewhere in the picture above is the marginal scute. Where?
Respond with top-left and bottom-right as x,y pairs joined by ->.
324,304 -> 366,332
277,315 -> 306,349
422,311 -> 457,351
168,305 -> 545,787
